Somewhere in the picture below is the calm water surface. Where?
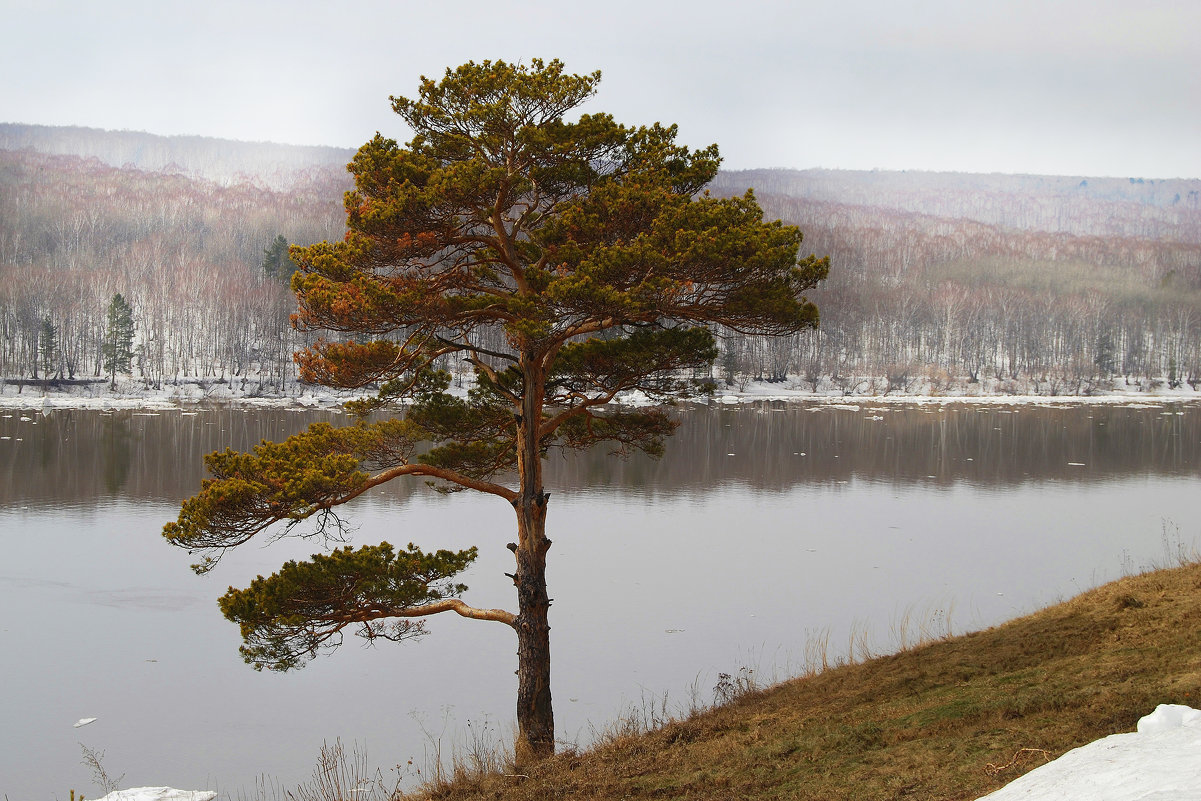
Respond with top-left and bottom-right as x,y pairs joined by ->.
2,401 -> 1199,797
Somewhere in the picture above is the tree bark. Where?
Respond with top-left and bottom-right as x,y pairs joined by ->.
512,353 -> 555,761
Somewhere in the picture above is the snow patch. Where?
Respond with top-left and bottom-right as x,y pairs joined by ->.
978,705 -> 1201,800
2,373 -> 1199,412
87,789 -> 215,801
1137,703 -> 1201,733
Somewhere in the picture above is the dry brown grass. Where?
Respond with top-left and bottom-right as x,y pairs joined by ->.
404,561 -> 1201,801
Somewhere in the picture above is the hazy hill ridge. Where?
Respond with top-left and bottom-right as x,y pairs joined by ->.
0,122 -> 355,190
713,169 -> 1201,244
2,124 -> 1199,397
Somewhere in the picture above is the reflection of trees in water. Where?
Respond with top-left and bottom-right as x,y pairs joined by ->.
0,407 -> 348,506
551,402 -> 1201,493
1,403 -> 1199,506
101,414 -> 133,494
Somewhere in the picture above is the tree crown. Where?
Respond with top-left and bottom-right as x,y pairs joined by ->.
165,61 -> 827,693
289,58 -> 825,406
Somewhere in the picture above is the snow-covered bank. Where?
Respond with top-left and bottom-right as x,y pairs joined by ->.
703,383 -> 1201,408
978,704 -> 1201,800
2,373 -> 1198,411
86,788 -> 216,801
0,377 -> 353,411
698,371 -> 1201,406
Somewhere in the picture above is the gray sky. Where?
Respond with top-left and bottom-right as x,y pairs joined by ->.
3,0 -> 1198,178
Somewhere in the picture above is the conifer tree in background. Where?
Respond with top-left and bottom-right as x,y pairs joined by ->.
38,316 -> 59,379
102,293 -> 135,389
261,234 -> 299,281
164,59 -> 828,760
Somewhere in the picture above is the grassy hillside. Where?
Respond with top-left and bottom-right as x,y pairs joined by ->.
407,561 -> 1201,800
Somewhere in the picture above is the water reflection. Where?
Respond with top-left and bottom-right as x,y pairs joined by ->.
0,408 -> 347,506
554,402 -> 1201,493
2,402 -> 1198,508
0,400 -> 1199,798
101,414 -> 134,494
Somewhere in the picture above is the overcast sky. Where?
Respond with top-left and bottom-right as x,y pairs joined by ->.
3,0 -> 1198,178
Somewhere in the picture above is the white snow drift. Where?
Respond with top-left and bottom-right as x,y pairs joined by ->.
978,704 -> 1201,800
87,789 -> 216,801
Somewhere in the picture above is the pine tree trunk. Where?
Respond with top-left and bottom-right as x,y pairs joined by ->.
513,354 -> 555,761
514,498 -> 553,760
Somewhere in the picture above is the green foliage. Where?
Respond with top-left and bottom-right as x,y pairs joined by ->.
164,419 -> 426,572
1095,331 -> 1117,376
102,293 -> 134,385
219,543 -> 477,671
284,57 -> 825,476
38,315 -> 57,377
550,327 -> 719,400
407,372 -> 516,455
290,58 -> 826,370
556,408 -> 679,458
261,234 -> 300,281
166,59 -> 825,743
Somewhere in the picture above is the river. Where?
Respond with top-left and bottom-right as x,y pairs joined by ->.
1,400 -> 1199,798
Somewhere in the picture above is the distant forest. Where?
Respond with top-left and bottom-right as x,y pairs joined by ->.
2,123 -> 1200,395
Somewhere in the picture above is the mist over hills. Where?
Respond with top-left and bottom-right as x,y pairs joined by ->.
2,123 -> 1200,396
0,123 -> 355,190
713,169 -> 1201,243
7,122 -> 1200,241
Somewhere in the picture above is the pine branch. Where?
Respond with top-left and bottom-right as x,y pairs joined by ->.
163,420 -> 516,573
220,544 -> 513,671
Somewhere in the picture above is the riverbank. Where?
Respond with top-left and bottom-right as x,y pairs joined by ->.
2,372 -> 1200,411
394,560 -> 1201,801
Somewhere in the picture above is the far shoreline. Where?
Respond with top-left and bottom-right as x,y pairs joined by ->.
2,373 -> 1200,412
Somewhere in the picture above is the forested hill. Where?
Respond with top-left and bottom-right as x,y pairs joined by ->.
2,124 -> 1200,396
0,123 -> 354,189
712,169 -> 1201,243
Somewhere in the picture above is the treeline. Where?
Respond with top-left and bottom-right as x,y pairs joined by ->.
3,126 -> 1201,396
0,149 -> 348,390
714,182 -> 1201,394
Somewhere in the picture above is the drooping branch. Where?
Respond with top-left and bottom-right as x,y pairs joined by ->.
219,543 -> 515,672
163,420 -> 516,572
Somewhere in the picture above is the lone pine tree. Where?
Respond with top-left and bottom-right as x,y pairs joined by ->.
37,316 -> 58,379
103,293 -> 135,389
261,234 -> 300,282
163,59 -> 827,760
